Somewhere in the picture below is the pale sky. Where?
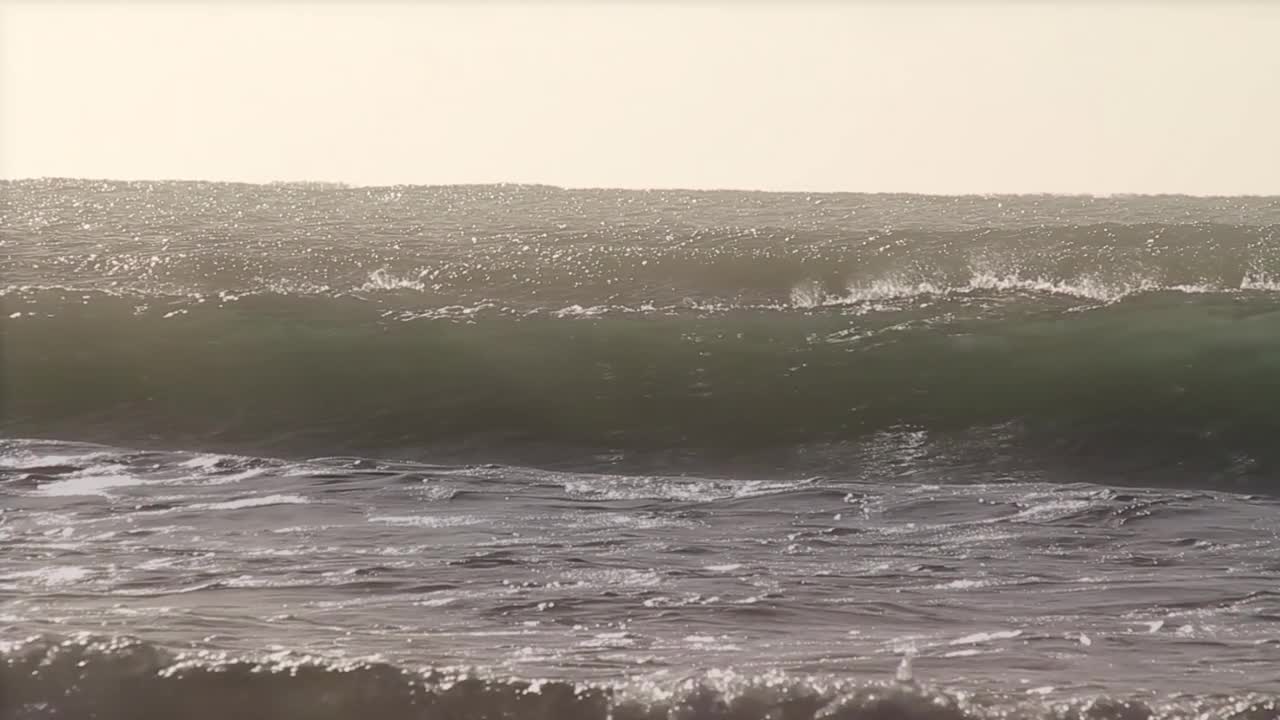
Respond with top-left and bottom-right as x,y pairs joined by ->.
2,3 -> 1278,194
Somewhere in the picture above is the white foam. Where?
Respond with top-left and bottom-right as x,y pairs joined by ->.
414,596 -> 458,608
791,279 -> 948,307
196,494 -> 309,510
565,568 -> 662,588
368,514 -> 480,528
554,304 -> 611,318
180,455 -> 225,470
0,449 -> 114,470
558,511 -> 687,531
390,302 -> 499,321
561,474 -> 805,502
683,635 -> 717,644
36,472 -> 144,497
359,268 -> 424,292
788,270 -> 1261,309
1,566 -> 93,587
201,468 -> 269,485
578,632 -> 640,649
968,272 -> 1145,302
1241,272 -> 1280,291
255,278 -> 333,296
176,455 -> 270,485
950,629 -> 1023,645
1007,498 -> 1093,523
1027,686 -> 1056,696
1168,283 -> 1220,294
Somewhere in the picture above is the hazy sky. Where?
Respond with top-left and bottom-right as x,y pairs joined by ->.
2,3 -> 1278,194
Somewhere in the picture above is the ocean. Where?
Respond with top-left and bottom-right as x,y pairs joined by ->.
1,179 -> 1278,719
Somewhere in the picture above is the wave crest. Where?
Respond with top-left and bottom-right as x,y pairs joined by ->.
358,268 -> 425,292
792,270 -> 1280,308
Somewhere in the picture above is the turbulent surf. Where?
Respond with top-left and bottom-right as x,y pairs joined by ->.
2,180 -> 1278,716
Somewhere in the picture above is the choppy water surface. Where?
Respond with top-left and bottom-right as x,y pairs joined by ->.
2,181 -> 1279,718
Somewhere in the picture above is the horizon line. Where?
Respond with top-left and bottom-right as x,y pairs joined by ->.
4,175 -> 1278,199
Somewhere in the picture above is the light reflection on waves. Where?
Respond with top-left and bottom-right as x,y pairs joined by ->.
2,439 -> 1279,699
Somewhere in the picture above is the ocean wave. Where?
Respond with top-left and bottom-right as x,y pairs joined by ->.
4,290 -> 1279,487
1,635 -> 1276,720
5,179 -> 1279,311
5,183 -> 1280,488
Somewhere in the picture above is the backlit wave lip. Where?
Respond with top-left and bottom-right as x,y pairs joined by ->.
4,268 -> 1279,317
789,271 -> 1280,307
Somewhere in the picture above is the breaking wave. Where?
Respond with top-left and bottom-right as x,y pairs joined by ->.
1,635 -> 1275,720
3,288 -> 1279,489
4,181 -> 1280,485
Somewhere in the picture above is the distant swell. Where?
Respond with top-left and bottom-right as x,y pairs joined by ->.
2,635 -> 1275,720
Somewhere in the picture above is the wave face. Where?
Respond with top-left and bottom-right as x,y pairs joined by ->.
4,181 -> 1280,489
4,291 -> 1280,487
